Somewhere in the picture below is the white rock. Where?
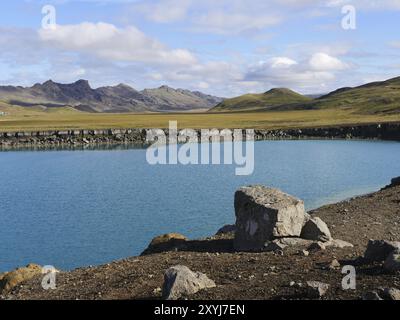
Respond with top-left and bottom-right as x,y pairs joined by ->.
234,186 -> 306,251
162,265 -> 216,300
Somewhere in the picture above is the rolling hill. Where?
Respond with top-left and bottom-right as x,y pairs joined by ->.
210,88 -> 312,112
211,77 -> 400,115
0,80 -> 223,113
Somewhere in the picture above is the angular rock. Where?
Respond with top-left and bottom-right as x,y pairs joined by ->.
301,217 -> 332,242
306,281 -> 329,298
362,291 -> 383,300
162,265 -> 216,300
142,233 -> 188,255
234,186 -> 306,251
380,288 -> 400,300
325,239 -> 354,249
384,249 -> 400,272
216,225 -> 236,235
364,240 -> 400,262
0,264 -> 42,294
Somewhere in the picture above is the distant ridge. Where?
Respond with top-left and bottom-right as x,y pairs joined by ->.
210,76 -> 400,115
0,80 -> 223,113
210,87 -> 311,112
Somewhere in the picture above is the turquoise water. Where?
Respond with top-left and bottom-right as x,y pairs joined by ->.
0,140 -> 399,272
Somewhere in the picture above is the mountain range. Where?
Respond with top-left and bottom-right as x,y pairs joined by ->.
0,80 -> 223,113
211,76 -> 400,115
2,76 -> 400,115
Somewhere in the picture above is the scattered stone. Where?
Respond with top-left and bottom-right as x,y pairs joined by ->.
364,240 -> 400,262
162,265 -> 216,300
301,217 -> 332,242
325,239 -> 354,249
234,186 -> 306,251
0,264 -> 42,294
216,225 -> 236,235
153,287 -> 162,295
328,259 -> 341,270
142,233 -> 188,255
301,250 -> 310,257
306,281 -> 329,298
384,249 -> 400,272
362,291 -> 383,300
379,288 -> 400,300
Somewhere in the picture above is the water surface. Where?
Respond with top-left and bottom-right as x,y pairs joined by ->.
0,140 -> 399,272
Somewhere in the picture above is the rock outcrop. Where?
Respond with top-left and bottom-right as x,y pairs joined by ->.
142,233 -> 188,255
234,186 -> 307,251
0,264 -> 42,294
162,265 -> 216,300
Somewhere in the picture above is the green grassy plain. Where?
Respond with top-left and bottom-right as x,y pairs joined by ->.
1,101 -> 399,132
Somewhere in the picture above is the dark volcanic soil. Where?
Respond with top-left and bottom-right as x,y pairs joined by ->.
2,184 -> 400,300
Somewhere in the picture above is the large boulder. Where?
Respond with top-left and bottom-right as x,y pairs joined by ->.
162,265 -> 216,300
141,233 -> 188,255
364,240 -> 400,262
0,264 -> 42,294
300,217 -> 332,242
234,186 -> 306,251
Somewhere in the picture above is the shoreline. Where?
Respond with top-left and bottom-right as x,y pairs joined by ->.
1,178 -> 400,300
0,122 -> 400,149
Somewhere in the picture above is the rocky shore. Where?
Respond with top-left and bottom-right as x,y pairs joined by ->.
1,177 -> 399,300
1,122 -> 399,149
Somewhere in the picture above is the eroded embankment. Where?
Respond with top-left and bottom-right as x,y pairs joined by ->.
0,122 -> 399,149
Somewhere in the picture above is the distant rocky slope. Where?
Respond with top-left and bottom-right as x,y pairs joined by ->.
210,88 -> 312,112
0,80 -> 223,113
211,76 -> 400,115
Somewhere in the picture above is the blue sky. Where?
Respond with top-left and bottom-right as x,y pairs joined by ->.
1,0 -> 400,97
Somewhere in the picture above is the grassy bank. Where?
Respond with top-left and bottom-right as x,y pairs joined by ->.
1,102 -> 400,132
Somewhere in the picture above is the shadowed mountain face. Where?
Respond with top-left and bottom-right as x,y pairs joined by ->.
210,76 -> 400,115
0,80 -> 223,113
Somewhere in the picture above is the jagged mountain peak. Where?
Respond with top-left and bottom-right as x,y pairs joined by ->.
0,80 -> 223,113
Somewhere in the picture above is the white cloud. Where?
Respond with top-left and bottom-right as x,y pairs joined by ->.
39,22 -> 197,66
309,52 -> 348,71
269,57 -> 298,69
243,52 -> 350,93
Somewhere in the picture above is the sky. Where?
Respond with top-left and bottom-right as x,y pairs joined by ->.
0,0 -> 400,97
